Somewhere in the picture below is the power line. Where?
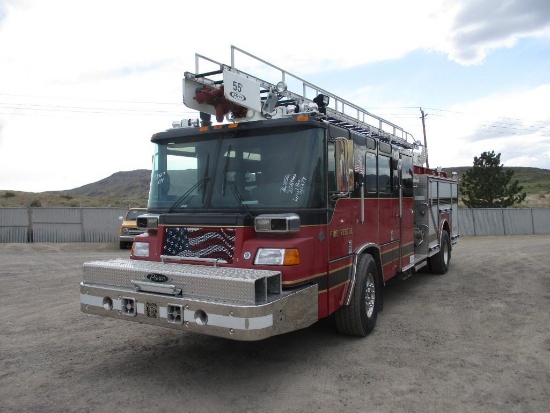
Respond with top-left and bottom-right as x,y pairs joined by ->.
0,102 -> 186,115
0,92 -> 181,106
422,107 -> 550,126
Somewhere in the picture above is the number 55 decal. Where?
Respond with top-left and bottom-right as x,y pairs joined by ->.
223,70 -> 261,112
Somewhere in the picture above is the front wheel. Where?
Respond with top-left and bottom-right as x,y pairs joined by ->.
430,229 -> 450,274
335,254 -> 381,337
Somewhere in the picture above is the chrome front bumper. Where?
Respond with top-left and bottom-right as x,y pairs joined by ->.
80,259 -> 318,341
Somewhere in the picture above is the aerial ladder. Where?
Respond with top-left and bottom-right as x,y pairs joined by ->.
182,45 -> 426,162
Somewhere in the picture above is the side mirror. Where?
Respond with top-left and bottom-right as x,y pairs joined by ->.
334,138 -> 354,193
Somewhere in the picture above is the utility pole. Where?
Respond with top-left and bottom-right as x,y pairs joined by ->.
420,107 -> 429,169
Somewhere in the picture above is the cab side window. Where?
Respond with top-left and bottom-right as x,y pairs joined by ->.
365,152 -> 377,193
378,155 -> 391,194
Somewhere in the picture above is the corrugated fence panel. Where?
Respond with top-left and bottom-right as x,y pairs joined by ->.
32,208 -> 83,242
457,208 -> 550,236
533,209 -> 550,234
83,208 -> 127,242
503,209 -> 534,235
472,209 -> 505,236
0,208 -> 28,242
458,209 -> 474,236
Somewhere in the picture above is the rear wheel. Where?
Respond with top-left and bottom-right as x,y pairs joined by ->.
430,230 -> 450,274
335,254 -> 381,337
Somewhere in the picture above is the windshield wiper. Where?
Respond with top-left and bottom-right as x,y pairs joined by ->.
222,145 -> 231,196
168,154 -> 210,213
202,153 -> 210,204
221,145 -> 252,217
167,176 -> 208,213
224,173 -> 253,218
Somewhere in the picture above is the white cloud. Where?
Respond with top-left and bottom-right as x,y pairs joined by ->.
442,0 -> 550,65
426,84 -> 550,169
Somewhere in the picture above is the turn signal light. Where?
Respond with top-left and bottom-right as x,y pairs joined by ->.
283,249 -> 300,265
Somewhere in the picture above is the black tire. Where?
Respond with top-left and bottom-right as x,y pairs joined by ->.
430,230 -> 450,274
335,254 -> 381,337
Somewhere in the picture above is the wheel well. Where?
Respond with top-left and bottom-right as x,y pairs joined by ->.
441,221 -> 451,250
361,247 -> 383,283
359,247 -> 384,311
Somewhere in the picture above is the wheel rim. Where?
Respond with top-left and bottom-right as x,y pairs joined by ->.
365,272 -> 376,318
443,242 -> 449,266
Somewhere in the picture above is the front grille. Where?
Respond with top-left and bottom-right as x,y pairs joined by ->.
163,227 -> 236,263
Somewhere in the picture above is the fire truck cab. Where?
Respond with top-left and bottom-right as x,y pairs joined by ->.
80,47 -> 459,341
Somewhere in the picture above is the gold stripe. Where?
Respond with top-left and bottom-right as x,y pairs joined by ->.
282,271 -> 326,286
328,280 -> 349,292
328,263 -> 352,273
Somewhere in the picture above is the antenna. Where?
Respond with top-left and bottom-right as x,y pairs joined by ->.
420,108 -> 429,168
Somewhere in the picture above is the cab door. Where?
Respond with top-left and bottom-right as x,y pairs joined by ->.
327,136 -> 354,313
377,148 -> 401,278
377,152 -> 399,245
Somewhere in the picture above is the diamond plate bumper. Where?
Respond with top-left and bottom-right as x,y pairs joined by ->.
80,259 -> 318,341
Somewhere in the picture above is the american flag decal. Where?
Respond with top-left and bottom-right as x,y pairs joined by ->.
163,227 -> 236,263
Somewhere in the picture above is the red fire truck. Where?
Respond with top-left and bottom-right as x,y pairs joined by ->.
80,46 -> 459,340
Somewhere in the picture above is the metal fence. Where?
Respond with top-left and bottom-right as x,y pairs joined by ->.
1,207 -> 550,243
0,207 -> 127,243
458,208 -> 550,236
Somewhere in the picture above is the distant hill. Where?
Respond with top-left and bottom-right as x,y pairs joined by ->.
443,166 -> 550,194
52,169 -> 152,198
1,167 -> 550,208
0,170 -> 152,208
442,166 -> 550,207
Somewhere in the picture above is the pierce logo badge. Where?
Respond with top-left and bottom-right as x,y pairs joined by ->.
229,91 -> 246,101
146,273 -> 168,283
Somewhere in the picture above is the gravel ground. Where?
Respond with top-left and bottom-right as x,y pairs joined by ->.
1,236 -> 549,413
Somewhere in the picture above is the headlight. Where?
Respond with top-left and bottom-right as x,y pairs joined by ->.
132,242 -> 150,257
254,248 -> 300,266
122,227 -> 129,235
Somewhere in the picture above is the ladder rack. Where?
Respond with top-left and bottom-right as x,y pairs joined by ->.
190,45 -> 416,150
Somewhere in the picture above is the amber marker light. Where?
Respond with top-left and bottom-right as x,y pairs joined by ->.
228,123 -> 239,129
283,249 -> 300,265
199,126 -> 209,131
296,115 -> 309,121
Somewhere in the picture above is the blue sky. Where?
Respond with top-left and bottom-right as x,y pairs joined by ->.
1,0 -> 550,192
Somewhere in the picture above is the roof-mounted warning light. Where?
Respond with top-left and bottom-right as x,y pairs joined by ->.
275,81 -> 287,93
262,81 -> 288,116
313,94 -> 330,115
172,118 -> 200,128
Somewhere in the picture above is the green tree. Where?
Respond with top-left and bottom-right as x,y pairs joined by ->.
461,151 -> 526,208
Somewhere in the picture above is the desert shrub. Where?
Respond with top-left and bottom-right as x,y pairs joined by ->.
2,191 -> 16,198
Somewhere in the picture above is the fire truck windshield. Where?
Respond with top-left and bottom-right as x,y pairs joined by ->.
147,127 -> 325,212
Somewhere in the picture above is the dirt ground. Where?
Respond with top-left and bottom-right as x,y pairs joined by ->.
1,236 -> 549,413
